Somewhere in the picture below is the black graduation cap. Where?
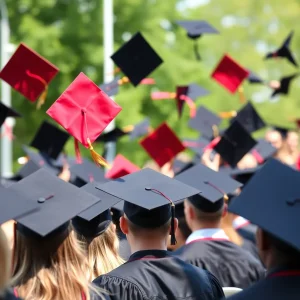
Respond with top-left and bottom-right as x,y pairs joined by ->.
0,102 -> 21,127
70,159 -> 108,186
229,158 -> 300,251
9,169 -> 99,237
176,163 -> 242,212
188,106 -> 221,139
176,20 -> 219,60
265,31 -> 298,68
130,118 -> 150,140
219,165 -> 262,185
96,127 -> 128,143
247,70 -> 265,84
0,187 -> 39,225
21,146 -> 60,177
100,76 -> 121,97
173,159 -> 195,176
214,120 -> 257,168
72,182 -> 122,238
230,102 -> 266,133
111,32 -> 163,86
252,139 -> 277,161
183,137 -> 210,157
271,73 -> 299,97
30,121 -> 70,160
96,168 -> 200,244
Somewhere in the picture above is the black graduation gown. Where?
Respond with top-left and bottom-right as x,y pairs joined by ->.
228,266 -> 300,300
93,249 -> 225,300
237,223 -> 257,243
0,290 -> 21,300
242,239 -> 261,261
174,240 -> 265,288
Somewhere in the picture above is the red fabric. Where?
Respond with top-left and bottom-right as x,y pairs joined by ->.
0,43 -> 59,102
151,91 -> 173,100
47,72 -> 122,148
105,154 -> 140,179
140,122 -> 185,167
269,270 -> 300,278
296,156 -> 300,171
175,86 -> 188,117
204,136 -> 221,151
211,54 -> 249,93
252,149 -> 264,164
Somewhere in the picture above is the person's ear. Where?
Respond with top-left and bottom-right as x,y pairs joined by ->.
222,203 -> 228,218
120,216 -> 129,235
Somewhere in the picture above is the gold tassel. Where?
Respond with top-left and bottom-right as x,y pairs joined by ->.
118,76 -> 130,86
224,194 -> 229,201
212,124 -> 219,138
219,111 -> 237,118
122,125 -> 134,133
36,85 -> 48,109
238,86 -> 246,104
87,138 -> 111,169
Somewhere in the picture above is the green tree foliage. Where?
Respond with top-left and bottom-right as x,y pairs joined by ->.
4,0 -> 300,167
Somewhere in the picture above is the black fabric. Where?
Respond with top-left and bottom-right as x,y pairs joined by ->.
0,289 -> 21,300
242,239 -> 261,262
188,194 -> 224,213
175,240 -> 265,289
93,249 -> 224,300
229,266 -> 300,300
237,223 -> 258,243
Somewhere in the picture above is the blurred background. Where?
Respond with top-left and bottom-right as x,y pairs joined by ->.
3,0 -> 300,168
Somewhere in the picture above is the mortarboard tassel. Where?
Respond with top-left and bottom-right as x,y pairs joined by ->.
151,91 -> 176,100
251,149 -> 264,164
204,136 -> 221,151
219,111 -> 237,119
140,78 -> 155,85
82,110 -> 110,168
74,138 -> 83,164
193,41 -> 201,61
26,70 -> 48,109
212,125 -> 219,138
180,94 -> 196,118
238,86 -> 246,104
122,125 -> 134,133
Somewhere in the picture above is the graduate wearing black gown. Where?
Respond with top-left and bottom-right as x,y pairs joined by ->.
174,164 -> 265,289
92,169 -> 225,300
228,159 -> 300,299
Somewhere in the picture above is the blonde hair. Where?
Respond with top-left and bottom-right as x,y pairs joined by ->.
221,211 -> 243,246
77,223 -> 124,281
0,227 -> 11,294
12,224 -> 100,300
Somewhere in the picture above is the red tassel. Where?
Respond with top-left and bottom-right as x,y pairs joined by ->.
140,78 -> 155,85
252,149 -> 264,164
180,95 -> 196,118
204,136 -> 221,151
74,138 -> 82,164
183,141 -> 206,148
151,92 -> 175,100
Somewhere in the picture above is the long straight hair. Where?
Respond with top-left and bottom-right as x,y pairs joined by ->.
12,225 -> 101,300
76,223 -> 124,281
0,227 -> 11,295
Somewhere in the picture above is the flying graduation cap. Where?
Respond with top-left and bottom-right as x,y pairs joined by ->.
247,70 -> 265,84
176,20 -> 219,61
47,72 -> 122,168
270,73 -> 299,97
265,31 -> 298,68
151,84 -> 210,118
0,43 -> 59,109
111,32 -> 163,87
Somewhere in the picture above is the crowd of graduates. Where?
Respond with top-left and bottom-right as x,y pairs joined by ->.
0,20 -> 299,300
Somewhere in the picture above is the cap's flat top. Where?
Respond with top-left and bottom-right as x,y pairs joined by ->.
70,159 -> 108,184
176,20 -> 219,37
30,121 -> 69,160
214,120 -> 257,167
47,72 -> 122,148
0,43 -> 59,101
189,106 -> 221,139
140,122 -> 185,167
0,187 -> 39,225
78,182 -> 121,221
96,168 -> 200,210
9,169 -> 99,237
176,163 -> 242,203
211,54 -> 250,93
229,159 -> 300,251
111,32 -> 163,86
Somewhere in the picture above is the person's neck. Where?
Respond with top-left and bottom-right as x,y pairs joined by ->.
128,237 -> 167,254
191,222 -> 221,232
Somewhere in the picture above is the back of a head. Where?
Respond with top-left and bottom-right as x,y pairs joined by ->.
12,224 -> 97,300
76,223 -> 124,281
0,227 -> 11,295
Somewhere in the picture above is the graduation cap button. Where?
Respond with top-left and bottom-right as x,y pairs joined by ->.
145,187 -> 152,191
38,197 -> 46,203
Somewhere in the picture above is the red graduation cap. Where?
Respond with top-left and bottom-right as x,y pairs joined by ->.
105,154 -> 140,179
0,43 -> 59,107
211,54 -> 249,93
47,72 -> 122,167
140,122 -> 185,167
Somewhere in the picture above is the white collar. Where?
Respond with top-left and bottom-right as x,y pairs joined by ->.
186,228 -> 230,244
232,216 -> 250,230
